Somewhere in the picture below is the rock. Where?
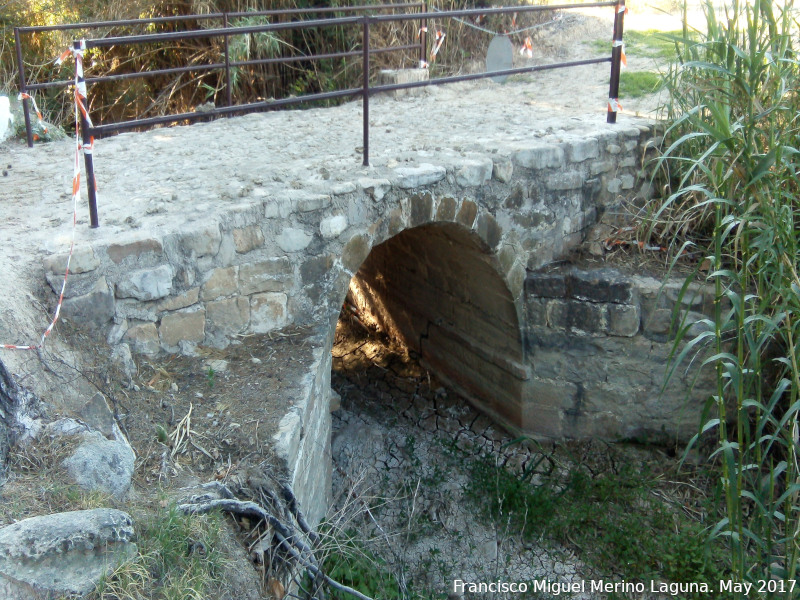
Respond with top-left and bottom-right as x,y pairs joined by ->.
0,508 -> 137,600
250,293 -> 288,333
124,322 -> 160,355
62,430 -> 135,499
232,226 -> 265,254
201,266 -> 238,300
455,158 -> 493,187
159,308 -> 206,348
0,96 -> 11,143
42,247 -> 99,275
394,164 -> 446,189
492,158 -> 513,183
62,276 -> 115,328
277,227 -> 312,252
78,393 -> 116,438
111,343 -> 136,379
512,145 -> 564,170
358,178 -> 391,201
116,264 -> 174,301
319,215 -> 347,239
238,259 -> 292,295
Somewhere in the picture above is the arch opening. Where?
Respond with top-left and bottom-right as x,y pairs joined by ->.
335,221 -> 528,432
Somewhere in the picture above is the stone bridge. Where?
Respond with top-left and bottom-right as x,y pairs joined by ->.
0,79 -> 710,523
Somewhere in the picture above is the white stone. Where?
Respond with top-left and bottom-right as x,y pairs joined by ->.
250,292 -> 288,333
320,215 -> 348,239
455,158 -> 493,187
43,247 -> 99,274
62,431 -> 136,499
116,264 -> 173,301
277,227 -> 312,252
358,178 -> 391,201
512,145 -> 564,169
0,509 -> 136,600
0,96 -> 11,143
393,164 -> 446,189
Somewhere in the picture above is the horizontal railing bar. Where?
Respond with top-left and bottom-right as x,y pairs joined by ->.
17,3 -> 424,34
229,43 -> 418,67
371,2 -> 617,23
370,56 -> 612,93
88,87 -> 361,136
84,15 -> 364,47
24,43 -> 417,91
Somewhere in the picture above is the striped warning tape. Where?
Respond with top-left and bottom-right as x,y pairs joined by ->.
2,43 -> 88,352
429,30 -> 446,62
17,92 -> 49,140
612,39 -> 627,67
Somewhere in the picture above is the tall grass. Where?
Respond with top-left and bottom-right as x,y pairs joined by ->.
652,0 -> 800,594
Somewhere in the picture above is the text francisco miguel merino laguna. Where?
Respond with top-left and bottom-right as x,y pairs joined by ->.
451,578 -> 776,595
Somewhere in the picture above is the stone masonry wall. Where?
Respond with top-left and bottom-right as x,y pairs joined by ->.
38,118 -> 658,522
524,267 -> 716,441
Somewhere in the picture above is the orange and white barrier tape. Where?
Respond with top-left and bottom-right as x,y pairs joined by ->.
613,39 -> 627,67
2,42 -> 90,352
419,60 -> 429,69
617,2 -> 628,15
429,30 -> 445,62
417,26 -> 427,39
520,37 -> 533,58
17,92 -> 49,140
511,12 -> 518,28
608,97 -> 623,112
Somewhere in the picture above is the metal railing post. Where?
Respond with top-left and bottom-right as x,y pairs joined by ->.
419,1 -> 427,67
14,27 -> 34,148
75,41 -> 100,228
607,0 -> 625,124
223,13 -> 232,107
362,17 -> 370,167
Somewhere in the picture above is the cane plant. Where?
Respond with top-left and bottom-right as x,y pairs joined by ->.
653,0 -> 800,596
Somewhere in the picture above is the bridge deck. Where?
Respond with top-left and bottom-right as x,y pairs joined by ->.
1,68 -> 652,260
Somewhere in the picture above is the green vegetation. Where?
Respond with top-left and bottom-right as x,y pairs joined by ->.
592,29 -> 694,61
620,70 -> 661,98
461,447 -> 726,595
646,0 -> 800,595
319,530 -> 404,600
91,503 -> 227,600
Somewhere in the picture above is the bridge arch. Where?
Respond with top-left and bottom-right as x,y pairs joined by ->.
331,200 -> 531,433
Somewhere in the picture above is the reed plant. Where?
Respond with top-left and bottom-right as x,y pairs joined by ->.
651,0 -> 800,594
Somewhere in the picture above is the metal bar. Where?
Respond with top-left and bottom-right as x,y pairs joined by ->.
419,1 -> 427,66
24,43 -> 416,93
27,63 -> 225,90
14,28 -> 34,148
371,2 -> 617,23
223,14 -> 232,107
607,0 -> 625,124
74,41 -> 99,228
17,4 -> 424,33
83,15 -> 364,48
362,18 -> 370,167
88,88 -> 361,136
371,56 -> 611,94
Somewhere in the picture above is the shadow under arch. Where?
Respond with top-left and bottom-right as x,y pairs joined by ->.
335,221 -> 529,432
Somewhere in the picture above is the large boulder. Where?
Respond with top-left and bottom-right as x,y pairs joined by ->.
62,429 -> 136,499
0,508 -> 137,599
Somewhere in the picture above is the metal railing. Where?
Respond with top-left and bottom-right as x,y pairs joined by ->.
14,1 -> 626,228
